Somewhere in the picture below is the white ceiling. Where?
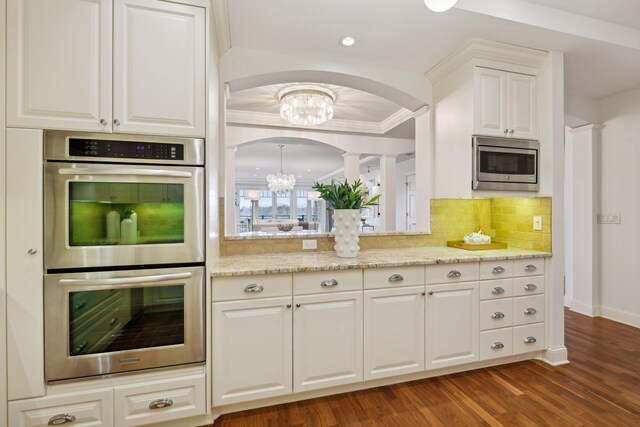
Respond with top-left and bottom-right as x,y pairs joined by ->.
225,0 -> 640,100
235,138 -> 345,187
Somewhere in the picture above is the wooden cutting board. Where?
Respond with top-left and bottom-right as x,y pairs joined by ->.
447,241 -> 508,251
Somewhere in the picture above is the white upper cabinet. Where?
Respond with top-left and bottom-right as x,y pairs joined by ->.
474,67 -> 537,139
7,0 -> 112,132
7,0 -> 205,137
113,0 -> 205,136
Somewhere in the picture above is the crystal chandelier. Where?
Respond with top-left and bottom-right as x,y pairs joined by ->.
278,85 -> 336,127
266,144 -> 296,193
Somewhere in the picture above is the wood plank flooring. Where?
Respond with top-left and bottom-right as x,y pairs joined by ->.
208,310 -> 640,426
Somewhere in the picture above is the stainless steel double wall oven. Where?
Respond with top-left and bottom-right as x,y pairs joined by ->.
44,131 -> 205,382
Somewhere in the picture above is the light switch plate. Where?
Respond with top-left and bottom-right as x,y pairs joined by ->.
302,239 -> 317,250
533,216 -> 543,231
597,214 -> 621,224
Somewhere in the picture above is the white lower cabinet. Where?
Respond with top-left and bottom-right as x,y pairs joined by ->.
113,374 -> 205,427
514,323 -> 545,354
293,291 -> 363,392
426,282 -> 479,370
480,328 -> 514,360
9,389 -> 114,427
364,287 -> 425,380
212,297 -> 293,405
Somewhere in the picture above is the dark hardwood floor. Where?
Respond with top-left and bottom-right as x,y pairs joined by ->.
208,309 -> 640,426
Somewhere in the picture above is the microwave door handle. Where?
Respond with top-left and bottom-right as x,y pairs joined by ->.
57,168 -> 192,178
58,272 -> 192,287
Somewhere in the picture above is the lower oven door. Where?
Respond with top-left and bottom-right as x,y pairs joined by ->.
45,266 -> 204,382
44,162 -> 204,270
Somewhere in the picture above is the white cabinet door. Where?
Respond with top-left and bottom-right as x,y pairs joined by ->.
213,297 -> 292,405
6,129 -> 45,400
364,287 -> 425,380
293,291 -> 363,392
7,0 -> 112,132
474,68 -> 507,137
508,73 -> 537,139
113,0 -> 205,137
426,282 -> 479,370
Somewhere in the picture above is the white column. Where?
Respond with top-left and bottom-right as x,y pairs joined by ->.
379,154 -> 397,231
224,145 -> 237,234
414,107 -> 431,232
342,152 -> 361,183
568,124 -> 602,316
290,191 -> 297,220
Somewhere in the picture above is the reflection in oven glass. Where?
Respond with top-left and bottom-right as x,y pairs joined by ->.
69,285 -> 185,356
68,182 -> 185,247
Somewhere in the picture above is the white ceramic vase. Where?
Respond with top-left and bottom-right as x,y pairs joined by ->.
333,209 -> 360,258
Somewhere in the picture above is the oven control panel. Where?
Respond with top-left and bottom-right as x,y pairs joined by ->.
69,138 -> 185,160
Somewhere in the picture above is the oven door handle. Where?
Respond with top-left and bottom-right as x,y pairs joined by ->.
58,272 -> 192,287
58,168 -> 193,178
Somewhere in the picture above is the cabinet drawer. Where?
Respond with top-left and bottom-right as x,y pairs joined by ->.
480,260 -> 513,280
479,279 -> 513,300
513,276 -> 544,296
480,299 -> 513,331
513,323 -> 545,354
294,269 -> 362,295
480,328 -> 513,361
426,262 -> 479,284
513,295 -> 545,325
114,374 -> 205,427
363,266 -> 424,290
513,258 -> 544,277
9,389 -> 113,427
213,274 -> 292,301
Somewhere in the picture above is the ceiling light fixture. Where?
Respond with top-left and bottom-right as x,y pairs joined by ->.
266,144 -> 296,193
340,36 -> 355,47
278,85 -> 336,127
424,0 -> 458,12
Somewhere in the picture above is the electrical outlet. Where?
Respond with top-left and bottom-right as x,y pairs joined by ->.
533,216 -> 543,231
302,239 -> 317,250
597,214 -> 621,224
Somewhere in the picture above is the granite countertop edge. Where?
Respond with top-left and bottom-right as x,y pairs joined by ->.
210,248 -> 552,278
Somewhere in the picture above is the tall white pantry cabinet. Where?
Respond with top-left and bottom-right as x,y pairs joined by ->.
3,0 -> 211,426
7,0 -> 206,137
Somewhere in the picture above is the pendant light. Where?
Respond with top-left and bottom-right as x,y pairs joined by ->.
266,145 -> 296,193
424,0 -> 458,12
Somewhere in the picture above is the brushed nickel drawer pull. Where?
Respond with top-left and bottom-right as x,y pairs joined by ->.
491,342 -> 505,350
48,413 -> 76,425
491,287 -> 505,295
420,291 -> 426,296
525,264 -> 537,272
296,303 -> 301,308
286,304 -> 292,309
524,308 -> 537,315
492,266 -> 505,274
427,291 -> 434,296
244,284 -> 264,293
28,248 -> 38,255
524,283 -> 537,291
149,398 -> 173,410
388,274 -> 404,282
110,317 -> 118,326
524,336 -> 537,344
321,279 -> 338,287
447,270 -> 462,278
491,311 -> 505,319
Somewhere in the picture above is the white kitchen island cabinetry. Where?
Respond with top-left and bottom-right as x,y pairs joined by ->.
7,0 -> 205,137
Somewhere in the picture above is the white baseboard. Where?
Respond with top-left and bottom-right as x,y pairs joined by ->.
599,306 -> 640,328
541,346 -> 569,366
569,300 -> 601,317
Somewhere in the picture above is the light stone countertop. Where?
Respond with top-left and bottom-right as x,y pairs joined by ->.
210,246 -> 551,277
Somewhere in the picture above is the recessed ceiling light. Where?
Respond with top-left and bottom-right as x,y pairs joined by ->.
255,167 -> 260,170
306,169 -> 312,172
297,175 -> 302,178
253,174 -> 258,177
340,36 -> 355,47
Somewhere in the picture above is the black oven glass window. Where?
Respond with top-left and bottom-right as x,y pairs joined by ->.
68,182 -> 185,246
68,285 -> 185,356
480,152 -> 536,175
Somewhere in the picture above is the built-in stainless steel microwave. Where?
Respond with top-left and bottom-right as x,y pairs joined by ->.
472,136 -> 539,191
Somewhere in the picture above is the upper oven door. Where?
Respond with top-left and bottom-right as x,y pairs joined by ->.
45,162 -> 204,270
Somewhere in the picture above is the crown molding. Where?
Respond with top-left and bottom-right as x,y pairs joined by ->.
211,0 -> 232,56
426,38 -> 548,86
380,108 -> 414,134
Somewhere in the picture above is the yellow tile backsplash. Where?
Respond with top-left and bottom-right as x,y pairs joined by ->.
219,197 -> 552,255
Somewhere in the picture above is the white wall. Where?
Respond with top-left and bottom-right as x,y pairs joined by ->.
564,126 -> 573,307
395,158 -> 416,231
596,85 -> 640,327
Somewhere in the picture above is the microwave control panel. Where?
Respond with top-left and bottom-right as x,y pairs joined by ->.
68,138 -> 185,160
